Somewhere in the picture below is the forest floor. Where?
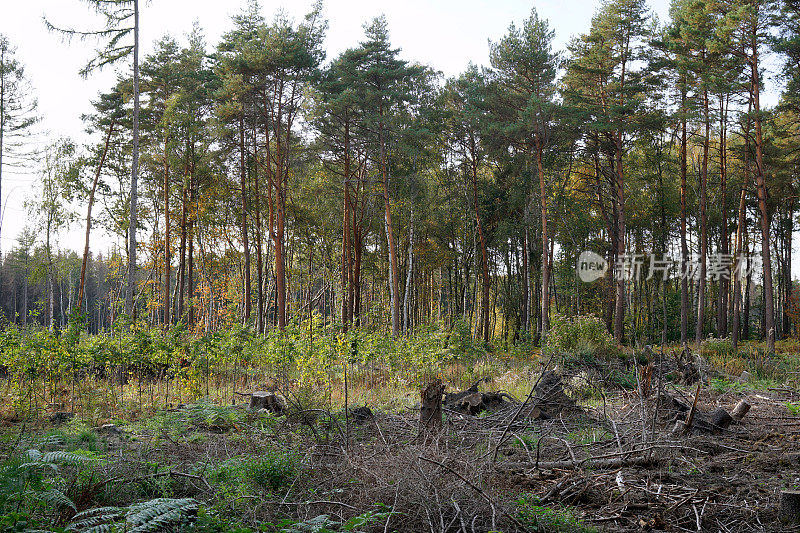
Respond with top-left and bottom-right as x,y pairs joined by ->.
3,348 -> 800,532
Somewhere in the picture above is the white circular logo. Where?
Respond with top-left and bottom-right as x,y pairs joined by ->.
577,251 -> 607,282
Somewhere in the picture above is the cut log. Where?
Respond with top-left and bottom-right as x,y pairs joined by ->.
731,399 -> 751,421
420,380 -> 445,433
249,391 -> 285,414
780,490 -> 800,524
444,381 -> 514,416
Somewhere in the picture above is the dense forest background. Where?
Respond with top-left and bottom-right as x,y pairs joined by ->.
1,0 -> 799,351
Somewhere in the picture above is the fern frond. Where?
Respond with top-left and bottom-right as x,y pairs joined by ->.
41,451 -> 96,464
40,488 -> 77,511
67,506 -> 123,532
25,448 -> 43,461
126,498 -> 198,533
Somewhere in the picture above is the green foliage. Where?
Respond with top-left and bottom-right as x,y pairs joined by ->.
700,338 -> 734,359
516,494 -> 597,532
209,449 -> 298,496
66,498 -> 199,533
265,506 -> 394,533
0,446 -> 99,522
545,315 -> 620,363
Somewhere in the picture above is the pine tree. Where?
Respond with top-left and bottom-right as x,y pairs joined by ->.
46,0 -> 143,317
488,7 -> 560,337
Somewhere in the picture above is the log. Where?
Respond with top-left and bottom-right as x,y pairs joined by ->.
419,380 -> 445,433
498,455 -> 657,472
731,399 -> 751,421
780,490 -> 800,524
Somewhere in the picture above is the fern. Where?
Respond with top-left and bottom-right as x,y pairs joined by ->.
67,498 -> 198,533
21,449 -> 95,471
40,488 -> 77,511
66,506 -> 122,532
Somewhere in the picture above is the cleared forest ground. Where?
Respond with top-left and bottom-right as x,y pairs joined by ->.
2,336 -> 800,532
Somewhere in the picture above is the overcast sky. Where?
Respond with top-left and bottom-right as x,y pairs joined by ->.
7,0 -> 791,278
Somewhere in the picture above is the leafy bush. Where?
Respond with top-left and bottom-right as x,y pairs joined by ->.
210,449 -> 298,495
545,315 -> 619,363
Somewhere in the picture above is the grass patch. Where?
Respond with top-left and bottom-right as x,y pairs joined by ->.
517,494 -> 597,532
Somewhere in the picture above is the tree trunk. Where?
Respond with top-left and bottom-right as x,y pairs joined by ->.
718,94 -> 729,337
163,135 -> 171,327
125,0 -> 140,317
536,142 -> 550,336
239,115 -> 251,323
381,125 -> 400,337
78,121 -> 115,308
403,201 -> 414,334
614,135 -> 626,344
751,39 -> 775,352
470,135 -> 490,344
696,85 -> 709,344
680,87 -> 689,346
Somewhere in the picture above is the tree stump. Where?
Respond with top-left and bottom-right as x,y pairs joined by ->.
780,490 -> 800,524
731,399 -> 751,421
419,380 -> 445,434
249,391 -> 285,414
709,408 -> 733,431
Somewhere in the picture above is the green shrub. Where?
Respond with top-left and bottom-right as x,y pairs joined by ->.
545,315 -> 619,363
517,494 -> 596,532
210,449 -> 298,494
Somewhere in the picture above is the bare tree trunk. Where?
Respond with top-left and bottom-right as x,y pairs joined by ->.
78,121 -> 115,308
381,125 -> 400,337
239,116 -> 251,323
536,142 -> 550,336
718,94 -> 729,337
614,136 -> 626,344
125,0 -> 140,317
696,85 -> 709,344
680,88 -> 689,346
751,38 -> 775,352
403,201 -> 414,334
163,136 -> 171,327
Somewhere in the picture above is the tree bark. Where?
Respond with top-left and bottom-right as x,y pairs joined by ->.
751,36 -> 775,352
536,140 -> 550,336
239,115 -> 251,323
696,84 -> 709,344
78,120 -> 115,308
125,0 -> 140,317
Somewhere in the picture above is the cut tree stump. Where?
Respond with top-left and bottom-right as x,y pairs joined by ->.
780,491 -> 800,524
731,399 -> 751,421
249,391 -> 285,414
419,380 -> 445,433
709,407 -> 733,430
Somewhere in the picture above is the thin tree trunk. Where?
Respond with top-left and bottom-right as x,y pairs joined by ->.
163,135 -> 171,327
751,38 -> 775,352
536,142 -> 550,336
718,94 -> 729,337
403,201 -> 414,334
239,115 -> 251,323
381,124 -> 400,337
125,0 -> 140,317
78,120 -> 115,307
696,85 -> 709,344
680,87 -> 689,346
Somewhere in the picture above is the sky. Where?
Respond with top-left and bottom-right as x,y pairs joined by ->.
5,0 -> 793,280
